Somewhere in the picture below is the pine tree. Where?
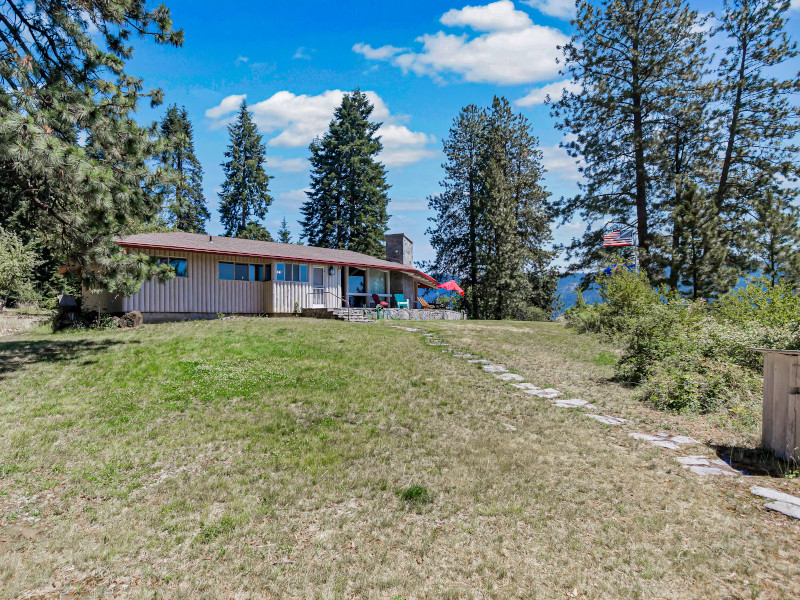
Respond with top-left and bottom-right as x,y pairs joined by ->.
277,218 -> 292,244
300,89 -> 390,258
218,101 -> 273,237
157,105 -> 209,233
712,0 -> 800,275
481,97 -> 554,319
236,221 -> 273,242
427,99 -> 556,320
427,105 -> 486,318
749,188 -> 800,286
551,0 -> 708,276
0,0 -> 183,294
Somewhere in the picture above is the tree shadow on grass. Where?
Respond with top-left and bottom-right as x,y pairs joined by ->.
0,337 -> 133,381
712,444 -> 798,479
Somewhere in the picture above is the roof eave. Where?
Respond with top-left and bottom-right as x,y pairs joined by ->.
117,240 -> 438,285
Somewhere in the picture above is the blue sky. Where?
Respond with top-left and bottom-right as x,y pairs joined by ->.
127,0 -> 800,265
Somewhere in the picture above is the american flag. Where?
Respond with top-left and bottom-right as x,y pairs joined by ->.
603,230 -> 634,247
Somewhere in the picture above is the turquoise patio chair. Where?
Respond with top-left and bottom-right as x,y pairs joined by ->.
393,294 -> 410,309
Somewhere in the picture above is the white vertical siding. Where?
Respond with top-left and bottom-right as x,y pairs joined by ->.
271,265 -> 342,313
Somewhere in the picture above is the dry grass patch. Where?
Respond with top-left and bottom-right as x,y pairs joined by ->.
0,318 -> 797,599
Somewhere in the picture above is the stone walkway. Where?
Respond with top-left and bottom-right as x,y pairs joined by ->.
390,324 -> 800,521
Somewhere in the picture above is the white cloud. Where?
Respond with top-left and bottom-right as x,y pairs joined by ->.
352,43 -> 407,61
441,0 -> 532,31
792,0 -> 800,10
541,143 -> 582,181
235,55 -> 249,65
522,0 -> 575,20
293,46 -> 312,60
516,79 -> 580,106
206,90 -> 436,168
265,157 -> 306,173
353,0 -> 568,85
205,94 -> 246,120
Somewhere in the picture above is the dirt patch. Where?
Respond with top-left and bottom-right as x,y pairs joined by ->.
0,524 -> 41,555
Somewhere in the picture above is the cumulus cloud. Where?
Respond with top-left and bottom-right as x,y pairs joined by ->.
521,0 -> 575,19
352,0 -> 568,85
516,79 -> 580,106
440,0 -> 532,31
205,94 -> 246,120
205,90 -> 436,168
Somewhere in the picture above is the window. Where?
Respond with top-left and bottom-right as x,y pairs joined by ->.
219,262 -> 269,281
275,262 -> 308,282
219,262 -> 234,280
369,269 -> 386,295
155,257 -> 188,277
234,263 -> 249,281
312,267 -> 324,289
171,258 -> 187,278
348,268 -> 365,294
264,264 -> 272,281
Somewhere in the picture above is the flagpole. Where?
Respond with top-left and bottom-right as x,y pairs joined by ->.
633,232 -> 639,274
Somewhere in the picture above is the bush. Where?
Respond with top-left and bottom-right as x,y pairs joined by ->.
570,271 -> 792,416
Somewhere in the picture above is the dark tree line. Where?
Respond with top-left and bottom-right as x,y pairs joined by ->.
552,0 -> 800,297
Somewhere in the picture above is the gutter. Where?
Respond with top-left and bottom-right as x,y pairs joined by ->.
117,241 -> 438,286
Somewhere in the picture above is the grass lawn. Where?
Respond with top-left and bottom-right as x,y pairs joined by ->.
0,318 -> 798,599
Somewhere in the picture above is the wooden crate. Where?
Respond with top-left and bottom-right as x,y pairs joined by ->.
752,349 -> 800,461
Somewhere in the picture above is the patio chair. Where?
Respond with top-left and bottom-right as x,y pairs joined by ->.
417,296 -> 434,310
393,293 -> 410,309
371,293 -> 389,309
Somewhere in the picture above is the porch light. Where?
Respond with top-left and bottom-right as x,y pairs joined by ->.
329,267 -> 335,276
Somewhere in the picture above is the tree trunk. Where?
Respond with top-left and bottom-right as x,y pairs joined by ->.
632,72 -> 649,269
716,42 -> 747,211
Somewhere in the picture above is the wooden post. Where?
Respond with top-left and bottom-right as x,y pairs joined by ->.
754,349 -> 800,461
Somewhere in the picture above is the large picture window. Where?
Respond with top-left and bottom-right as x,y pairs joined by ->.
219,262 -> 270,281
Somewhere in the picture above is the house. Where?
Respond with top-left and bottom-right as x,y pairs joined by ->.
82,232 -> 439,322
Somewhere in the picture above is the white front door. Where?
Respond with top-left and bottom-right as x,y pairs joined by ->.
312,267 -> 325,307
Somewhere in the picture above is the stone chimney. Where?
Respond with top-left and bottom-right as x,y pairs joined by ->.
385,233 -> 413,266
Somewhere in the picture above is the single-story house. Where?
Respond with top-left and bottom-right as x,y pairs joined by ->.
83,232 -> 437,321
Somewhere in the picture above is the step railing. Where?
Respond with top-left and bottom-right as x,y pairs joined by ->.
305,291 -> 352,322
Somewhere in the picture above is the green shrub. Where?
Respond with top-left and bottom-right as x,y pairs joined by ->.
399,485 -> 431,505
714,277 -> 800,328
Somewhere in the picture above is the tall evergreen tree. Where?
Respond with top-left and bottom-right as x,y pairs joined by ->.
481,98 -> 555,319
551,0 -> 708,277
428,99 -> 556,320
218,101 -> 273,237
427,105 -> 486,317
299,89 -> 390,258
236,221 -> 273,242
0,0 -> 183,294
157,105 -> 209,233
277,217 -> 292,244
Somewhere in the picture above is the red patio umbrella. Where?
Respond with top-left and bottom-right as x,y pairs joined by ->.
437,280 -> 465,296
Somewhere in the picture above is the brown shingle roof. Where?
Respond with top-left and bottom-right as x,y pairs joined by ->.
116,232 -> 437,285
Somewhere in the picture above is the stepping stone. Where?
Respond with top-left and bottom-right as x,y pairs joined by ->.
468,359 -> 492,364
676,455 -> 711,466
502,423 -> 518,432
630,433 -> 663,442
649,440 -> 680,450
553,398 -> 596,409
750,486 -> 800,507
586,415 -> 629,426
511,382 -> 540,390
671,435 -> 700,445
495,373 -> 525,381
427,342 -> 449,346
453,353 -> 475,358
483,365 -> 508,373
764,501 -> 800,519
689,466 -> 736,476
524,388 -> 562,398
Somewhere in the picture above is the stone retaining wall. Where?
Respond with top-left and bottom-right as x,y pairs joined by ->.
365,308 -> 465,320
